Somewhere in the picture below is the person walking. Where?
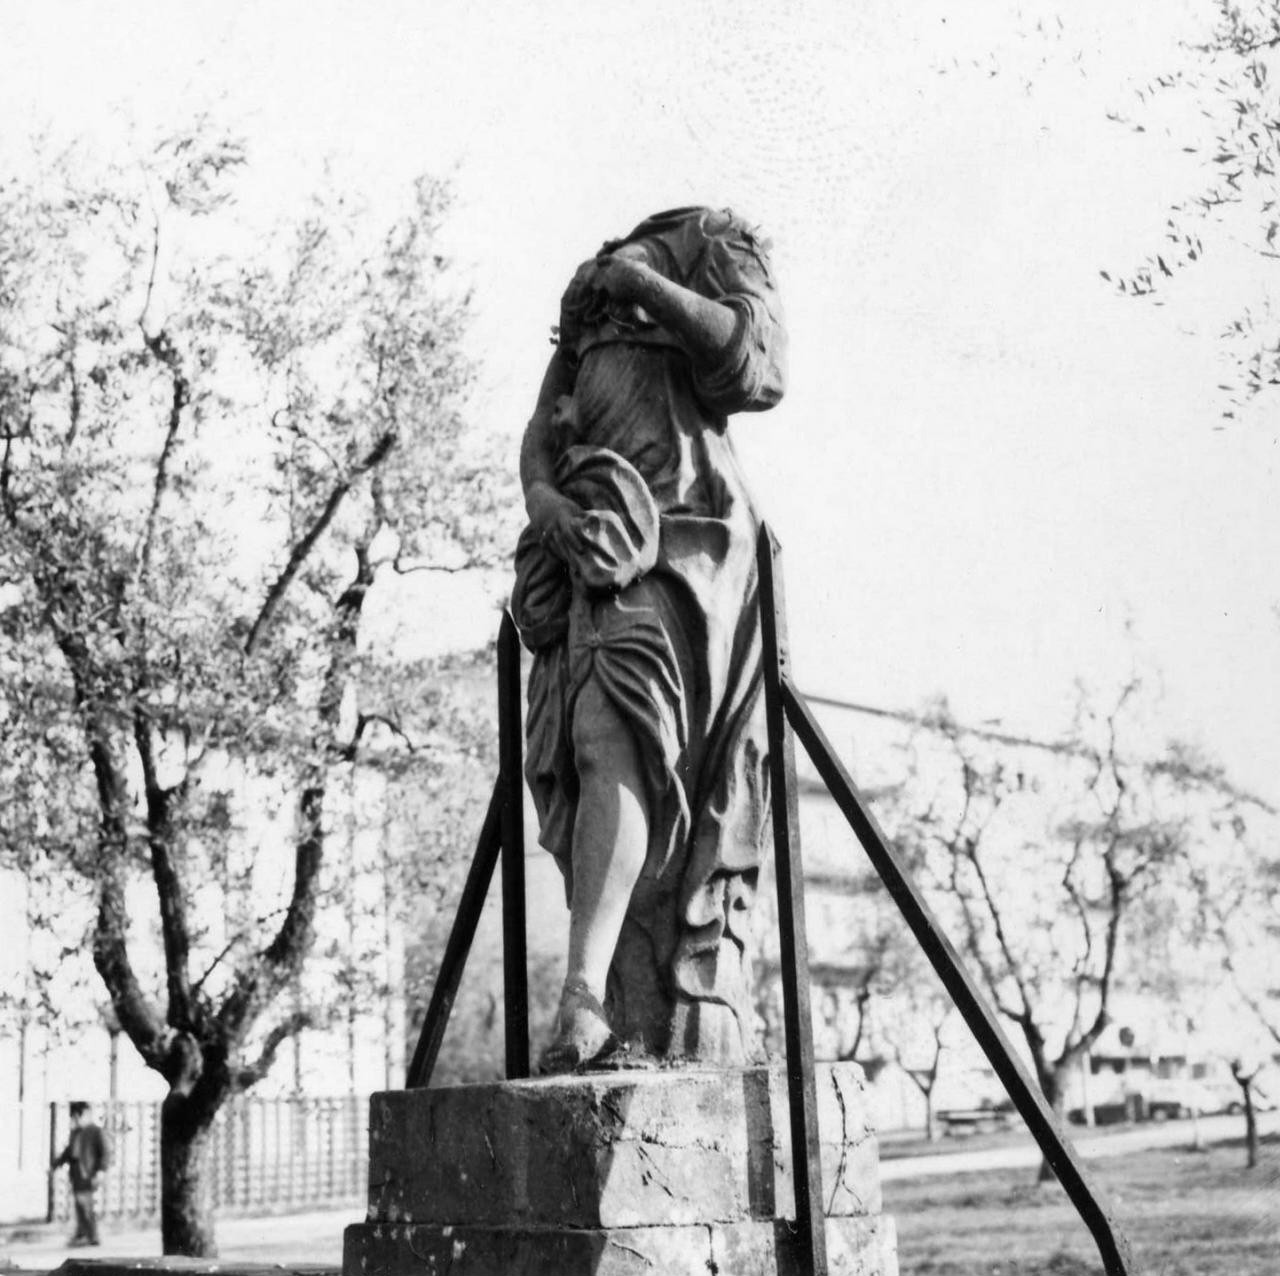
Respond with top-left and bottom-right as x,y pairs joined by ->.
52,1101 -> 110,1247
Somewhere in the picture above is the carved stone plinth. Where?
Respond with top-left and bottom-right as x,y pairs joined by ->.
342,1063 -> 897,1276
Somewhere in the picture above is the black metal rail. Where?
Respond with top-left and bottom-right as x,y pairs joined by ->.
498,612 -> 530,1079
756,523 -> 1135,1276
758,526 -> 829,1276
406,783 -> 502,1089
406,611 -> 527,1090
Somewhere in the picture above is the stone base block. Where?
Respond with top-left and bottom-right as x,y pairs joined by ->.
345,1063 -> 898,1275
344,1216 -> 896,1276
364,1064 -> 880,1229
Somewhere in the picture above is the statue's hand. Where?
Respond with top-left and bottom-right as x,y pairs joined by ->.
592,252 -> 653,305
527,481 -> 586,563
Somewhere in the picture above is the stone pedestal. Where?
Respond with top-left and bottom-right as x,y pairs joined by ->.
343,1063 -> 897,1276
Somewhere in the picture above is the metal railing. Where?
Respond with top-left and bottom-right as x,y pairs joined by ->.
407,524 -> 1136,1276
43,1094 -> 366,1223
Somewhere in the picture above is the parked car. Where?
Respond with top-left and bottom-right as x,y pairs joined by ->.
1140,1080 -> 1224,1120
936,1097 -> 1018,1135
1066,1101 -> 1132,1126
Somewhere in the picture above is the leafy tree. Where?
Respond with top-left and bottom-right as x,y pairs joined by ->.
1109,0 -> 1280,417
0,124 -> 508,1253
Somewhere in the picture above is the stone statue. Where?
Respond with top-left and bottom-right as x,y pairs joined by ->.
513,206 -> 786,1072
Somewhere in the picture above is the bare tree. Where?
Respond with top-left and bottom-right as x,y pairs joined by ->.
878,951 -> 956,1143
889,687 -> 1197,1181
1186,810 -> 1280,1167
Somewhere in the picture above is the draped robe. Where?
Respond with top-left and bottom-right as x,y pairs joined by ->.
512,207 -> 787,1061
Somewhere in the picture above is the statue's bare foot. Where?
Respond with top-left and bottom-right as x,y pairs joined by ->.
539,979 -> 618,1074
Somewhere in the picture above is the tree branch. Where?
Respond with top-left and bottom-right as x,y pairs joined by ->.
133,706 -> 196,1032
340,710 -> 420,762
963,837 -> 1040,1029
946,852 -> 1023,1021
220,534 -> 378,1040
190,907 -> 289,996
232,1010 -> 313,1091
1222,938 -> 1280,1046
244,430 -> 395,656
138,329 -> 191,592
50,623 -> 170,1068
1,426 -> 17,525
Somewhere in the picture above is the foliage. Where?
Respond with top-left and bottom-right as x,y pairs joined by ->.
1108,0 -> 1280,418
0,122 -> 510,1252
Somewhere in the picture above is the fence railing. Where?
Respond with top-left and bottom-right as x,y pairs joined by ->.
42,1094 -> 366,1223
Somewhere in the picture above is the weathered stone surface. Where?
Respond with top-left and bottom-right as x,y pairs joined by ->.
516,207 -> 788,1069
366,1064 -> 880,1230
346,1063 -> 898,1275
344,1215 -> 896,1276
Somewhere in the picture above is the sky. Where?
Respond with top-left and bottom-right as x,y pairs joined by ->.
3,0 -> 1277,804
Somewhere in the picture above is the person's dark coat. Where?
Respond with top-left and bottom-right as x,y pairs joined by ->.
55,1124 -> 109,1191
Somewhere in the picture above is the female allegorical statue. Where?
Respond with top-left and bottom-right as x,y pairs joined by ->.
512,206 -> 786,1072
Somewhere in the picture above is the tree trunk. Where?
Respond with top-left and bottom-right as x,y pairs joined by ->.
1036,1068 -> 1068,1185
1243,1082 -> 1258,1170
1230,1062 -> 1259,1170
160,1094 -> 218,1256
924,1088 -> 937,1142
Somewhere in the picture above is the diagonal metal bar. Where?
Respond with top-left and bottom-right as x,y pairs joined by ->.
406,782 -> 503,1089
498,610 -> 530,1079
757,526 -> 829,1276
778,672 -> 1136,1276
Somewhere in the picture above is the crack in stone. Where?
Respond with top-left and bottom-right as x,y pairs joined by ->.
828,1068 -> 851,1216
704,1222 -> 720,1273
606,1237 -> 654,1266
633,1127 -> 724,1153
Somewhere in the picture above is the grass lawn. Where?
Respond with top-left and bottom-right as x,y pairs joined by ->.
883,1135 -> 1279,1275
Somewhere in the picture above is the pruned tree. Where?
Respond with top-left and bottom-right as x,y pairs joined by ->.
887,687 -> 1201,1181
876,948 -> 957,1144
807,925 -> 898,1069
1183,801 -> 1280,1167
0,123 -> 510,1253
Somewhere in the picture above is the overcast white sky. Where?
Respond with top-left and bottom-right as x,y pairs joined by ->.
4,0 -> 1277,803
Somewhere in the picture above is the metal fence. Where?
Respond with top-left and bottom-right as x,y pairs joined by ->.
45,1094 -> 366,1223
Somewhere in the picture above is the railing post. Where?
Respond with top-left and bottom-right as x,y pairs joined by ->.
498,610 -> 530,1079
757,525 -> 828,1276
407,785 -> 504,1088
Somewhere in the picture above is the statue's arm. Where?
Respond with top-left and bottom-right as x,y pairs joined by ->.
520,348 -> 584,559
594,250 -> 785,414
594,256 -> 739,366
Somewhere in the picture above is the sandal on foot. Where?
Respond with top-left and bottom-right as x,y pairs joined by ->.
539,980 -> 618,1074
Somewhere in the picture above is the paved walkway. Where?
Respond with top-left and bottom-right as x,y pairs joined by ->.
881,1108 -> 1277,1180
0,1209 -> 363,1272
